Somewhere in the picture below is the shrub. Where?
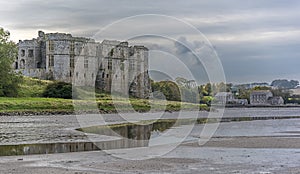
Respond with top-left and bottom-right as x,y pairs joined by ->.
43,81 -> 73,99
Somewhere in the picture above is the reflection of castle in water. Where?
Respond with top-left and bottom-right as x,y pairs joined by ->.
0,121 -> 179,156
82,124 -> 153,141
79,120 -> 177,144
0,123 -> 156,156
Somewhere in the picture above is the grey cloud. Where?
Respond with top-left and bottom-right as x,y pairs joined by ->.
0,0 -> 299,83
174,37 -> 191,55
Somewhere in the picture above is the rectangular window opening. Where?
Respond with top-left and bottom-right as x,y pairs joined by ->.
70,55 -> 75,68
28,49 -> 34,57
49,55 -> 54,67
84,57 -> 88,69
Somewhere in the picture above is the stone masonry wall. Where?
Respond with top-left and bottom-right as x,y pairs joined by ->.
16,31 -> 151,98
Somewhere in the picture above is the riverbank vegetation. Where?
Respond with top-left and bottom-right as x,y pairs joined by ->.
0,77 -> 208,115
0,28 -> 21,97
0,96 -> 208,115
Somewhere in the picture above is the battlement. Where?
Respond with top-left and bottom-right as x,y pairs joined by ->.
18,39 -> 39,45
102,40 -> 121,46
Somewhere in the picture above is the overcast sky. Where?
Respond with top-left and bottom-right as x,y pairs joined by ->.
1,0 -> 300,84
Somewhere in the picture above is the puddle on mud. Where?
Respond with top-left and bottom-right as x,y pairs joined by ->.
77,116 -> 300,140
0,119 -> 196,156
76,119 -> 198,140
0,116 -> 299,156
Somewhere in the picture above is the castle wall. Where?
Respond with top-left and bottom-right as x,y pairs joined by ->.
18,39 -> 40,70
16,69 -> 47,79
16,31 -> 151,98
53,55 -> 71,82
73,41 -> 99,87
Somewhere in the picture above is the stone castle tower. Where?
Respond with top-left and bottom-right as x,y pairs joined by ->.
15,31 -> 151,98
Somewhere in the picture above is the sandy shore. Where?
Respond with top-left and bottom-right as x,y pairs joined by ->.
0,139 -> 299,174
0,111 -> 300,174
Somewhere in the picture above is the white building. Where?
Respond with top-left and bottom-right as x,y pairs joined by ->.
250,90 -> 284,105
250,90 -> 273,105
215,92 -> 248,105
214,92 -> 235,105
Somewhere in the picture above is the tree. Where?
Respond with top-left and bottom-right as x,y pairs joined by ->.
204,83 -> 212,96
151,81 -> 181,101
290,80 -> 299,88
200,96 -> 214,106
271,89 -> 291,104
253,86 -> 271,90
236,86 -> 251,101
0,28 -> 21,97
271,79 -> 299,89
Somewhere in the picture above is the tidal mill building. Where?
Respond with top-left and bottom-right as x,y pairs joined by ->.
14,31 -> 151,98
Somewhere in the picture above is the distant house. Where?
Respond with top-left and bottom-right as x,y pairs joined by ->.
214,92 -> 248,105
214,92 -> 234,105
250,90 -> 273,105
250,90 -> 284,105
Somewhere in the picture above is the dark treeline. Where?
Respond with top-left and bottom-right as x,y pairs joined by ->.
151,79 -> 233,105
151,78 -> 299,104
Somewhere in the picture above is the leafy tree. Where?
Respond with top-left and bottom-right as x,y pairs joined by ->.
226,83 -> 233,92
253,86 -> 271,90
271,79 -> 299,89
0,28 -> 21,97
290,80 -> 299,88
204,83 -> 212,96
237,88 -> 251,101
151,81 -> 181,101
200,96 -> 214,106
271,89 -> 291,104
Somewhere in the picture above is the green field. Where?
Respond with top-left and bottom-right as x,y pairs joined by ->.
17,77 -> 54,97
0,97 -> 208,115
0,97 -> 73,113
0,77 -> 208,115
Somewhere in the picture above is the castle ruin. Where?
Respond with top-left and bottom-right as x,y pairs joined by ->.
14,31 -> 151,98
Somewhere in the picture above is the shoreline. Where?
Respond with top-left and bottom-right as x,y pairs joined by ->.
0,108 -> 205,116
0,118 -> 299,173
222,104 -> 300,108
1,105 -> 300,116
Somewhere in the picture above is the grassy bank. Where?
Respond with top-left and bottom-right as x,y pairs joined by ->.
0,97 -> 73,114
0,97 -> 208,115
17,77 -> 54,97
0,77 -> 208,115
